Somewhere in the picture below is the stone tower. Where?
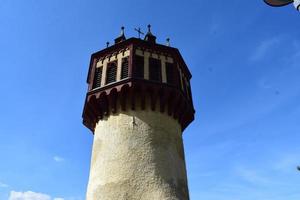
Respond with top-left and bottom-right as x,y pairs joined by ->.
82,26 -> 195,200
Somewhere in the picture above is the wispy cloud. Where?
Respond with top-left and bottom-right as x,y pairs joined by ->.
273,153 -> 300,172
62,198 -> 82,200
8,191 -> 64,200
53,156 -> 64,162
0,181 -> 9,188
9,191 -> 51,200
250,37 -> 280,61
235,166 -> 271,185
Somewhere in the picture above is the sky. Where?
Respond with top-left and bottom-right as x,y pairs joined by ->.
0,0 -> 299,199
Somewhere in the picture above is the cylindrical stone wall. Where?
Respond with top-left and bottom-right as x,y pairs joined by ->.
86,110 -> 190,200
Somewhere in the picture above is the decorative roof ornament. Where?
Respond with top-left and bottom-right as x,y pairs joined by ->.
134,27 -> 144,39
114,26 -> 126,44
264,0 -> 300,11
166,38 -> 170,47
106,42 -> 110,48
146,25 -> 153,36
144,24 -> 157,44
120,26 -> 125,35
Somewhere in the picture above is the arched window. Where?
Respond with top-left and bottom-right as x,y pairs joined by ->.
92,66 -> 102,89
106,62 -> 117,84
121,57 -> 129,79
166,62 -> 175,85
176,66 -> 181,89
134,55 -> 144,78
182,76 -> 188,96
149,58 -> 161,82
187,82 -> 192,100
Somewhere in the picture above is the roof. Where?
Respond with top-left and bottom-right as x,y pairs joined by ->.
86,37 -> 192,83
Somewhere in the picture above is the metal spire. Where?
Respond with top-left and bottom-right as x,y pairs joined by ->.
134,27 -> 144,39
147,24 -> 152,35
120,26 -> 125,36
144,24 -> 156,43
166,38 -> 170,46
114,26 -> 126,44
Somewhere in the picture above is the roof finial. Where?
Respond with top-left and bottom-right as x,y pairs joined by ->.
114,26 -> 126,44
144,24 -> 156,43
134,27 -> 144,39
166,38 -> 170,46
120,26 -> 125,36
106,41 -> 110,48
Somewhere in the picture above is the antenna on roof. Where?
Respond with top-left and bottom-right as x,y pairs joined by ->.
134,27 -> 144,39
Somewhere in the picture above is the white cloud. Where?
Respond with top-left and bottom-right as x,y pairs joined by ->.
8,191 -> 64,200
53,156 -> 64,162
250,37 -> 280,61
62,197 -> 82,200
9,191 -> 51,200
0,181 -> 9,188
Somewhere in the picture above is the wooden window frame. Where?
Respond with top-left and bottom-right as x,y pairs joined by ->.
92,66 -> 103,89
166,62 -> 175,85
134,55 -> 144,79
149,57 -> 162,82
106,61 -> 117,85
121,57 -> 129,80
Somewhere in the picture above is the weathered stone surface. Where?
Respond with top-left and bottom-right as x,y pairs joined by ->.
86,110 -> 189,200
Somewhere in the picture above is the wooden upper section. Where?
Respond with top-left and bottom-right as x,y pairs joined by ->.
82,37 -> 195,133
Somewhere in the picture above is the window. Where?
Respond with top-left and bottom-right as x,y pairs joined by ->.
166,62 -> 175,85
134,55 -> 144,78
149,58 -> 161,82
106,62 -> 117,84
176,67 -> 182,89
121,57 -> 129,79
92,66 -> 102,89
182,76 -> 187,96
187,82 -> 192,100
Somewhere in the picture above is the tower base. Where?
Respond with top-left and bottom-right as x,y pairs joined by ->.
86,110 -> 189,200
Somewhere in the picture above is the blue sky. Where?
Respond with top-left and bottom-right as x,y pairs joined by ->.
0,0 -> 299,199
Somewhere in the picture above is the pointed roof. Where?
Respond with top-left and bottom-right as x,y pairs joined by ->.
114,26 -> 126,44
144,24 -> 156,44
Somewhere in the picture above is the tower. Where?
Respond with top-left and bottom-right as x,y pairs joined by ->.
82,26 -> 195,200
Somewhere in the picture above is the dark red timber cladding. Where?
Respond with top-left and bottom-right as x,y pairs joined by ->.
82,38 -> 195,133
